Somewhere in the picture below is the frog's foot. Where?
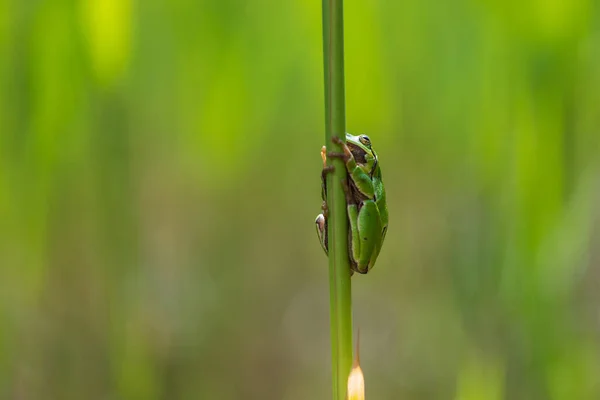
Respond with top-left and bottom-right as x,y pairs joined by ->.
321,165 -> 335,182
327,151 -> 351,165
315,213 -> 328,254
331,136 -> 344,146
315,213 -> 326,232
327,138 -> 352,163
320,146 -> 327,168
330,136 -> 353,161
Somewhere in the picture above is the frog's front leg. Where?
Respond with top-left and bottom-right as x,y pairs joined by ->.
329,136 -> 375,199
347,199 -> 383,274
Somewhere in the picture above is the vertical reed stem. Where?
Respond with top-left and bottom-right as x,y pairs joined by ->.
322,0 -> 353,398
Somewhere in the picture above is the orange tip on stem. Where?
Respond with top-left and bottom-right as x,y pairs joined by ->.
347,329 -> 364,399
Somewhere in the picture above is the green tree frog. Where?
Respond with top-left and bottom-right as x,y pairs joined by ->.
315,133 -> 389,274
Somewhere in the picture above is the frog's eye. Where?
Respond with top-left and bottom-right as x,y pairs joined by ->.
359,135 -> 371,147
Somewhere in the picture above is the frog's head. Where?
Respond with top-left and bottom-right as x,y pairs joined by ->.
345,133 -> 378,176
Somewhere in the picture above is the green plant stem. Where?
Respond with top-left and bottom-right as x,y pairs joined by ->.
322,0 -> 353,399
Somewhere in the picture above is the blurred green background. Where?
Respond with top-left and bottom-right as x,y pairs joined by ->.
2,0 -> 600,399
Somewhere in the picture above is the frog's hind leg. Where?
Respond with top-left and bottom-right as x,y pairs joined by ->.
353,201 -> 382,274
347,203 -> 361,270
